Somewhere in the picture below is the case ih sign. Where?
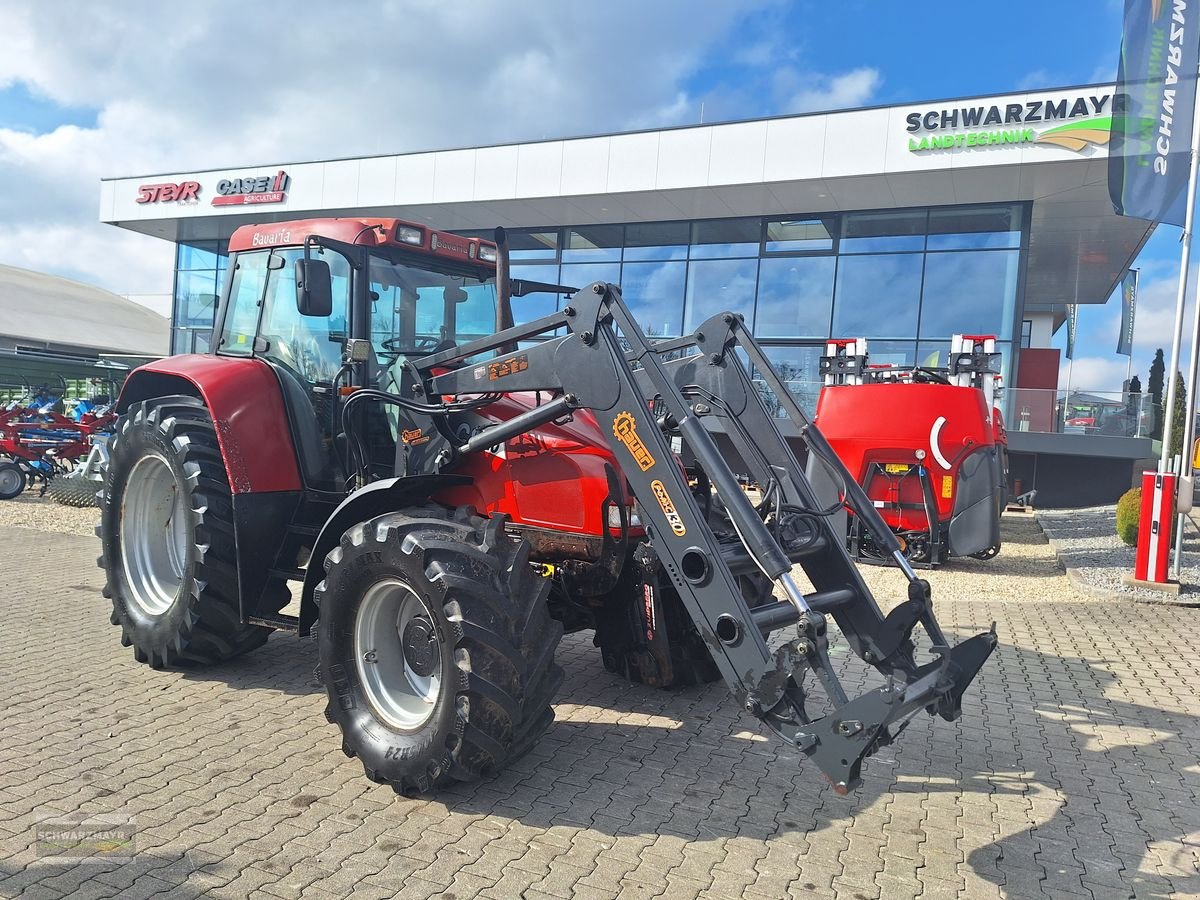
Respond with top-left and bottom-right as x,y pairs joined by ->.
212,170 -> 290,206
136,181 -> 201,204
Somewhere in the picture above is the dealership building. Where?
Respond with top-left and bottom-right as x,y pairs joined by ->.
99,83 -> 1153,505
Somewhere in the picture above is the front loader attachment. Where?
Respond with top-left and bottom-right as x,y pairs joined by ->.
417,283 -> 996,792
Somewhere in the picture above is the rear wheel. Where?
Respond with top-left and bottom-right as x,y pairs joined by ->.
0,462 -> 24,500
316,505 -> 563,793
98,396 -> 288,668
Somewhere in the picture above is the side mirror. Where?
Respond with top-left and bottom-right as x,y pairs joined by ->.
295,259 -> 333,317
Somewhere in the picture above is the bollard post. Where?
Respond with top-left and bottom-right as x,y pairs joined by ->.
1134,470 -> 1175,583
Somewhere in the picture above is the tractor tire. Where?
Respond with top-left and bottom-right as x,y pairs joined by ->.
48,470 -> 100,508
0,462 -> 24,500
316,505 -> 563,793
98,396 -> 288,668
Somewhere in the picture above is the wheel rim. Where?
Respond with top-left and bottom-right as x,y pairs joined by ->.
119,454 -> 190,617
0,467 -> 21,495
354,578 -> 443,731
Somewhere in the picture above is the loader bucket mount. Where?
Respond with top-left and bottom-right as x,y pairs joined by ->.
415,282 -> 997,792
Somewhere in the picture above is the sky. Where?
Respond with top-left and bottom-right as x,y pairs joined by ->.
0,0 -> 1185,392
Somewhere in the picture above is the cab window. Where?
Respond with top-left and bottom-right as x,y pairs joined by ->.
258,248 -> 352,384
218,251 -> 270,356
367,255 -> 497,362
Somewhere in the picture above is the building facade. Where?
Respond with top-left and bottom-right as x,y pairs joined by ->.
100,83 -> 1154,504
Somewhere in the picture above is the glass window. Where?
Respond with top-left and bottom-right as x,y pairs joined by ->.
863,340 -> 917,369
563,225 -> 622,262
685,258 -> 758,331
191,330 -> 212,354
1020,318 -> 1032,349
841,210 -> 926,253
508,230 -> 560,261
832,254 -> 923,338
218,251 -> 270,357
561,261 -> 621,294
175,269 -> 220,327
927,205 -> 1023,250
918,249 -> 1019,339
916,341 -> 950,369
690,218 -> 760,258
764,217 -> 835,253
259,249 -> 352,383
624,222 -> 689,261
620,261 -> 687,338
758,345 -> 825,418
755,257 -> 836,338
510,263 -> 561,323
177,240 -> 221,271
367,255 -> 496,362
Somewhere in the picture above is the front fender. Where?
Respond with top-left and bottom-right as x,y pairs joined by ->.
298,474 -> 471,636
119,355 -> 301,494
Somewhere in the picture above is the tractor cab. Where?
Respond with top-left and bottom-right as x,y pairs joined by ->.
212,219 -> 507,491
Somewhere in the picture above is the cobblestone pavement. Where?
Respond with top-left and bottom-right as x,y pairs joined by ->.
1,518 -> 1199,900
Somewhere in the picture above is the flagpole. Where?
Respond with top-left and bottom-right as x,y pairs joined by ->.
1158,83 -> 1200,477
1163,73 -> 1200,578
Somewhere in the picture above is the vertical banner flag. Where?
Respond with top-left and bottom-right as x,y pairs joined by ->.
1109,0 -> 1200,225
1067,304 -> 1078,360
1118,268 -> 1139,355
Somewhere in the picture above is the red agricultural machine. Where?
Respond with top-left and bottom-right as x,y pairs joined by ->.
97,217 -> 994,795
0,388 -> 115,500
815,336 -> 1008,567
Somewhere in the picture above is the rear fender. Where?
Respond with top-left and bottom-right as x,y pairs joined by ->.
297,474 -> 471,636
119,355 -> 301,494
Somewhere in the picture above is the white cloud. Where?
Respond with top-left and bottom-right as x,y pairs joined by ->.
1058,355 -> 1132,392
0,0 -> 803,305
786,67 -> 881,113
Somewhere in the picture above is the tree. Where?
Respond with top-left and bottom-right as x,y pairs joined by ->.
1149,349 -> 1166,440
1170,371 -> 1188,462
1127,374 -> 1142,424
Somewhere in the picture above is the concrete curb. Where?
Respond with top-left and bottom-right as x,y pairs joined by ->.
1036,512 -> 1200,608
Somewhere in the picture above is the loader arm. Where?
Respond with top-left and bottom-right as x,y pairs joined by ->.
417,282 -> 996,792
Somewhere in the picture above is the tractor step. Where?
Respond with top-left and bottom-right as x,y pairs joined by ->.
248,613 -> 300,631
268,566 -> 307,582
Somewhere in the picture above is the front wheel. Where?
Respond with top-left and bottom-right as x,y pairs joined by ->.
316,505 -> 563,793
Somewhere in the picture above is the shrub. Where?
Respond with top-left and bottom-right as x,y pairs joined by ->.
1116,488 -> 1141,546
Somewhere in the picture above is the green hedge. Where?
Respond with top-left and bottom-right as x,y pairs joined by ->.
1116,488 -> 1140,546
1116,486 -> 1177,547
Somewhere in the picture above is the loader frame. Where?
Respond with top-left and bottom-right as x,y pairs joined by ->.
400,281 -> 996,792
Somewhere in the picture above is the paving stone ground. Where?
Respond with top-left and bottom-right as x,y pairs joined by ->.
1,514 -> 1199,899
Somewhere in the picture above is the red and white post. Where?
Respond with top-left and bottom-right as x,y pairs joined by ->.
1134,470 -> 1176,584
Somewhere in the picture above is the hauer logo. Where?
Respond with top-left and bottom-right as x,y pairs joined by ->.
136,181 -> 200,204
212,170 -> 290,206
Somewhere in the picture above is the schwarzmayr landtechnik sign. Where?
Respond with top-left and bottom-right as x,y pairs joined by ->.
905,92 -> 1113,153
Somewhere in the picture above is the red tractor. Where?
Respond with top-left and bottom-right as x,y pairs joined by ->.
98,217 -> 994,794
814,336 -> 1008,567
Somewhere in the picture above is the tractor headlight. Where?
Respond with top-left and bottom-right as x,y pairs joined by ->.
478,244 -> 498,263
607,503 -> 641,529
395,225 -> 424,246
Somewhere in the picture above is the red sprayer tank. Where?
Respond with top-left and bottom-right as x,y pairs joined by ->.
814,336 -> 1008,566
